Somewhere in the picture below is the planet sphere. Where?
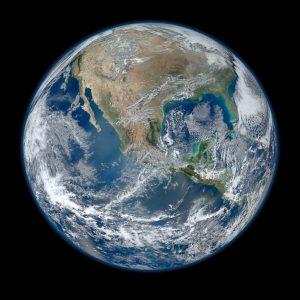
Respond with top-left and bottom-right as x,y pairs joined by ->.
23,23 -> 278,271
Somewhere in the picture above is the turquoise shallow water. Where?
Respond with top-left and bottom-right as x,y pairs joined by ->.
70,85 -> 224,212
200,93 -> 234,129
49,75 -> 234,202
84,87 -> 223,204
162,93 -> 235,138
23,23 -> 279,272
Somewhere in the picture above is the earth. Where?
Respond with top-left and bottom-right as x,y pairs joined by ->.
23,23 -> 278,271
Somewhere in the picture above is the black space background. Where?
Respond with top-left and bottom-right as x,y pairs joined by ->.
5,1 -> 297,293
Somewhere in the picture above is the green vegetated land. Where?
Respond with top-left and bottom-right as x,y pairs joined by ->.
180,165 -> 225,195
